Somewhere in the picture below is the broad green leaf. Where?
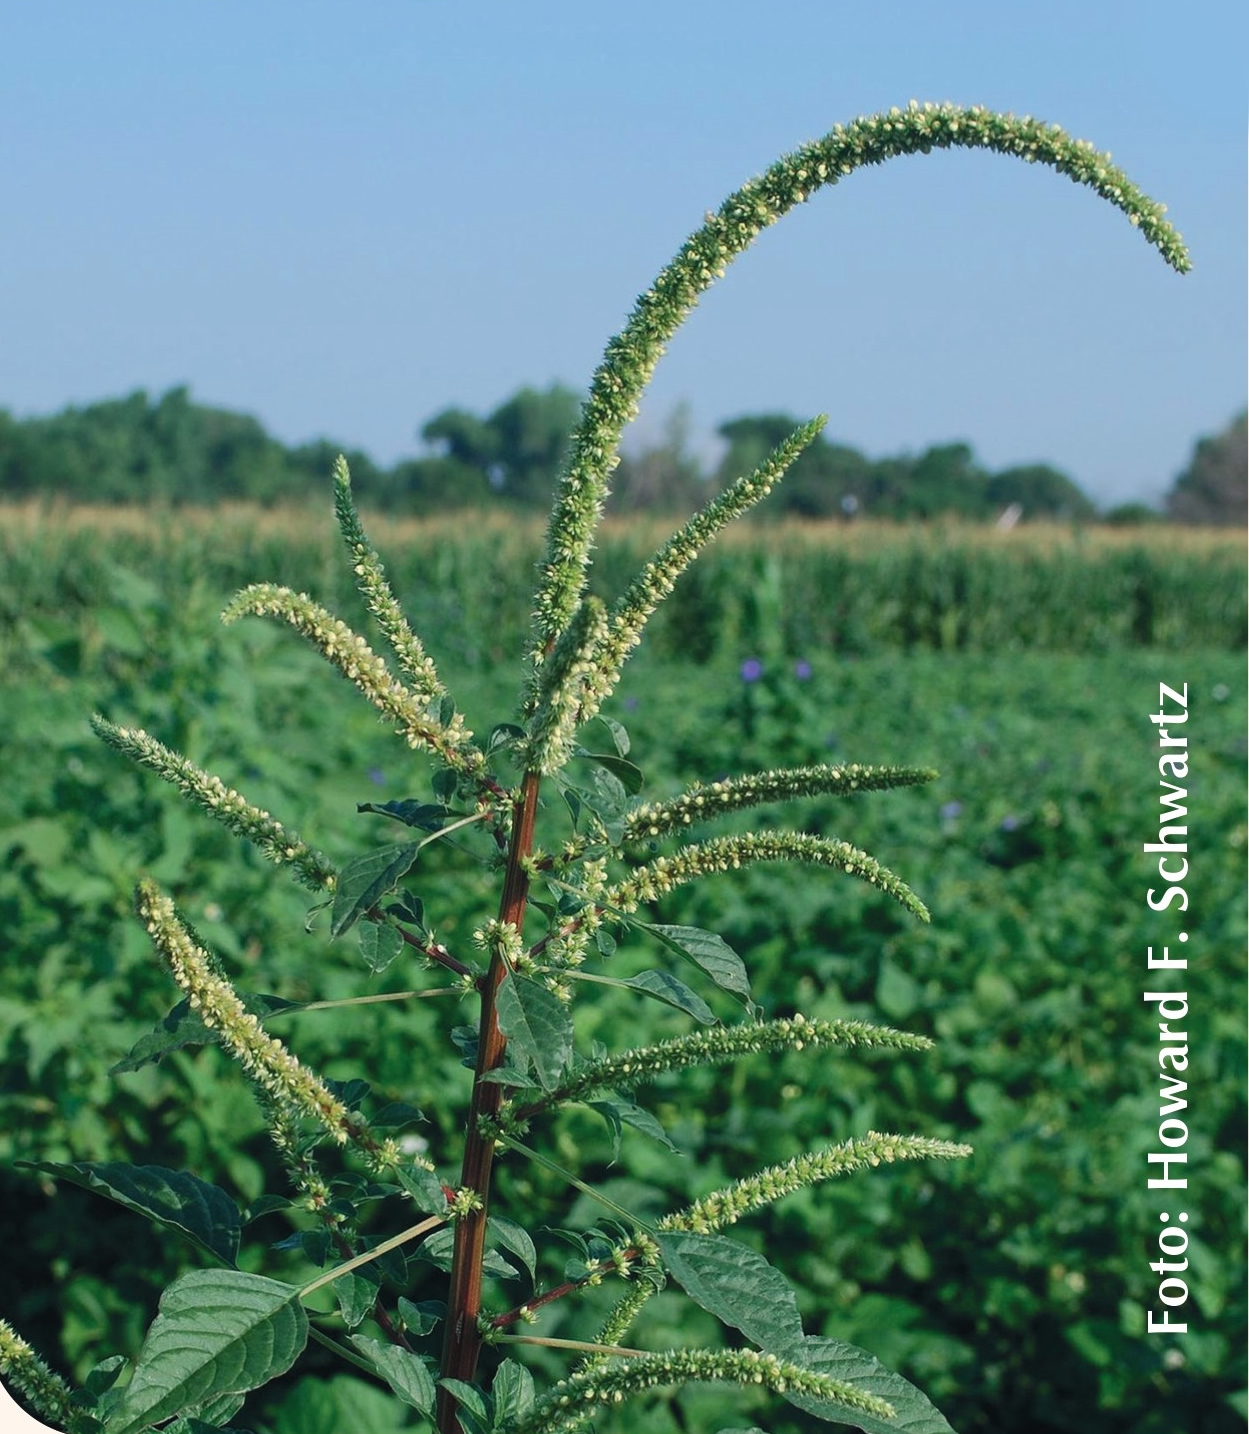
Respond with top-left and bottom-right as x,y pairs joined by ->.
488,1215 -> 537,1283
370,1100 -> 426,1129
592,714 -> 631,757
648,924 -> 752,1002
20,1161 -> 241,1266
580,763 -> 629,816
656,1231 -> 802,1354
393,1164 -> 449,1213
348,1335 -> 436,1416
358,921 -> 404,974
111,993 -> 302,1074
494,974 -> 574,1092
356,800 -> 449,830
416,1228 -> 515,1280
490,1359 -> 535,1427
622,969 -> 717,1024
107,1270 -> 306,1434
588,1096 -> 681,1155
782,1335 -> 956,1434
397,1297 -> 445,1337
438,1377 -> 490,1434
330,843 -> 422,938
576,750 -> 644,794
333,1269 -> 380,1329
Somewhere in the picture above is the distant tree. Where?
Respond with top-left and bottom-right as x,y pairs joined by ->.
716,414 -> 870,518
986,463 -> 1096,521
421,384 -> 581,507
1102,501 -> 1163,525
608,404 -> 706,514
894,442 -> 990,519
1166,410 -> 1247,526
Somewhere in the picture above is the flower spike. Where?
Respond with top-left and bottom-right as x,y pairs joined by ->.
91,715 -> 336,890
606,830 -> 930,921
222,583 -> 483,774
333,455 -> 450,703
531,102 -> 1189,655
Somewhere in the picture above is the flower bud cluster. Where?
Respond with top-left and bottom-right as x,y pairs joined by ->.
136,881 -> 419,1174
530,102 -> 1187,661
524,596 -> 609,774
506,1013 -> 931,1124
660,1130 -> 972,1235
625,762 -> 938,842
474,918 -> 527,971
605,831 -> 928,921
223,583 -> 482,774
0,1319 -> 73,1428
516,1346 -> 893,1434
569,419 -> 825,720
543,858 -> 609,970
332,456 -> 448,703
91,715 -> 336,890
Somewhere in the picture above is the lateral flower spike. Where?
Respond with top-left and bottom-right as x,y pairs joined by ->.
134,880 -> 410,1170
0,1319 -> 74,1430
531,103 -> 1189,650
222,583 -> 483,774
568,417 -> 827,718
91,715 -> 337,890
606,831 -> 930,921
332,455 -> 449,703
524,595 -> 610,775
512,1347 -> 894,1434
507,1014 -> 932,1125
659,1130 -> 973,1235
624,762 -> 938,844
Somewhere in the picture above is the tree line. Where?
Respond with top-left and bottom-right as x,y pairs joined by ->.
0,383 -> 1242,523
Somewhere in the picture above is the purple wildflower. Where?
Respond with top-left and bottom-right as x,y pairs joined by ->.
794,660 -> 812,681
940,801 -> 963,821
368,767 -> 387,786
1000,814 -> 1020,832
740,658 -> 763,683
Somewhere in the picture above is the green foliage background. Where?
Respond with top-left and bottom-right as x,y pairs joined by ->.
0,511 -> 1244,1433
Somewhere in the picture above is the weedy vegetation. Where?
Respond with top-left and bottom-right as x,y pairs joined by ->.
1,104 -> 1189,1434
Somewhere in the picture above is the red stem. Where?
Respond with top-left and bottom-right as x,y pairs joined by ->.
435,771 -> 542,1433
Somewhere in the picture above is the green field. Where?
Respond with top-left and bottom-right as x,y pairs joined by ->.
0,507 -> 1244,1434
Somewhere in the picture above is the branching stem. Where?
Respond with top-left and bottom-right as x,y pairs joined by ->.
437,769 -> 542,1432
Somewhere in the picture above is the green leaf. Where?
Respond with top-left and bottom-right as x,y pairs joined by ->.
333,1269 -> 380,1329
358,921 -> 404,974
330,843 -> 422,938
588,1096 -> 681,1156
490,1359 -> 535,1428
782,1335 -> 956,1434
397,1297 -> 445,1336
621,969 -> 717,1024
415,1228 -> 515,1280
438,1378 -> 491,1434
655,1231 -> 802,1353
356,800 -> 449,830
20,1160 -> 241,1266
494,974 -> 574,1092
576,751 -> 644,794
111,993 -> 303,1074
592,714 -> 631,757
488,1215 -> 537,1283
107,1270 -> 306,1434
348,1335 -> 436,1416
370,1100 -> 426,1129
647,924 -> 752,1003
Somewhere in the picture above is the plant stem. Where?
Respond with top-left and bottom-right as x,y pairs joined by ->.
492,1334 -> 649,1358
436,769 -> 542,1433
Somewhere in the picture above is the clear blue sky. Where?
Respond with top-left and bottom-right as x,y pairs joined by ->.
1,1 -> 1244,506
